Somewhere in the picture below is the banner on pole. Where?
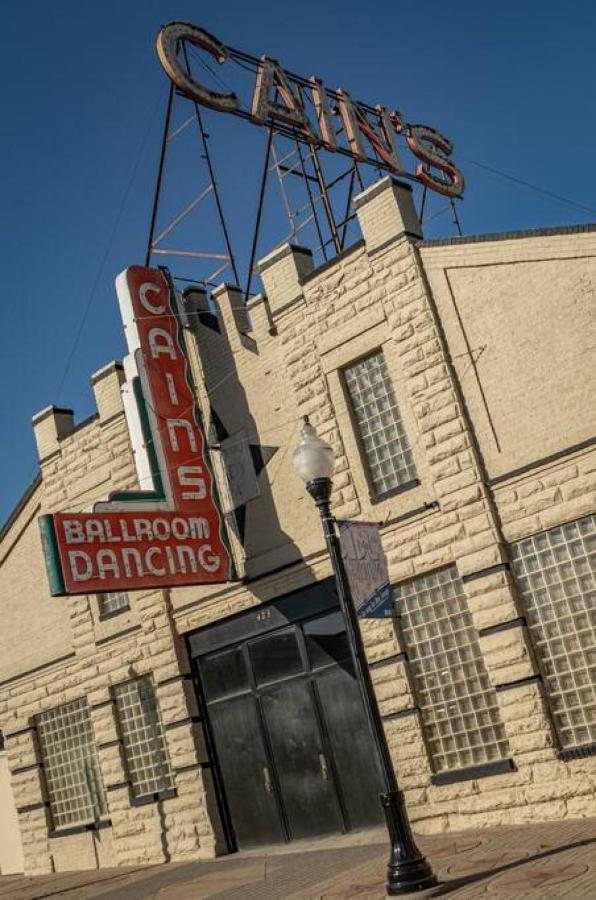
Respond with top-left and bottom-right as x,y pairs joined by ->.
338,520 -> 392,619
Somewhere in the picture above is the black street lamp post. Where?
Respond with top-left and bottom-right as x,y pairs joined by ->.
292,416 -> 437,896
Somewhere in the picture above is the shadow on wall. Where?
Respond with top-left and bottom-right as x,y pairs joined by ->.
0,749 -> 24,874
185,284 -> 303,581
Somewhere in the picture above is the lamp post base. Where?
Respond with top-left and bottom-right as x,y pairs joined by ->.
381,791 -> 438,895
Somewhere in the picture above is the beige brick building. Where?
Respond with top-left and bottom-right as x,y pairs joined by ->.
1,177 -> 596,874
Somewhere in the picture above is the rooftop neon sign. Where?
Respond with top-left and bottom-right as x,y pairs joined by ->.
156,22 -> 464,198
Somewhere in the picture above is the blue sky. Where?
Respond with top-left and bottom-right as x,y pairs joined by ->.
2,0 -> 596,524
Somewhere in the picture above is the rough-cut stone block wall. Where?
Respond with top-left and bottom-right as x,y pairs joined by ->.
247,177 -> 596,833
0,364 -> 221,874
5,176 -> 596,871
496,449 -> 596,544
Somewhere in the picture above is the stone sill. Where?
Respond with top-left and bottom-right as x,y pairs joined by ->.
130,787 -> 178,807
431,758 -> 515,786
558,742 -> 596,761
372,478 -> 420,505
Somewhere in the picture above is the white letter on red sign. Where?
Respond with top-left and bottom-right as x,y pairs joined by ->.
139,282 -> 165,315
149,328 -> 177,360
167,420 -> 198,453
69,550 -> 93,582
178,466 -> 207,500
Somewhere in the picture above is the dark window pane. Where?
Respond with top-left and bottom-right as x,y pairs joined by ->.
249,630 -> 303,686
303,611 -> 351,669
202,646 -> 249,702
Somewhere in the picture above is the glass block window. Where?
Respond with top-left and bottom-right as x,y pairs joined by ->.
37,698 -> 106,829
394,566 -> 510,772
344,351 -> 417,498
114,677 -> 173,798
510,515 -> 596,750
99,591 -> 129,617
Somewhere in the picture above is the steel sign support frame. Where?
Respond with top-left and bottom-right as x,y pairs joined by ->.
143,27 -> 465,306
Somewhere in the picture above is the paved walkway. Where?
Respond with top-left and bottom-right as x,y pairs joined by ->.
1,817 -> 595,898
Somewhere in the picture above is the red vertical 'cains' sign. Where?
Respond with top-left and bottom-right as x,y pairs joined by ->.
40,266 -> 233,595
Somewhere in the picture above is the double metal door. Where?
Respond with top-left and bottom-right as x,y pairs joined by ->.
191,591 -> 384,850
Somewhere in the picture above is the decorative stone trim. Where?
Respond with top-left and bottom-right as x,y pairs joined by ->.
90,362 -> 123,385
90,699 -> 114,711
5,725 -> 37,740
130,787 -> 177,807
156,673 -> 193,688
12,762 -> 44,775
165,716 -> 202,732
478,617 -> 527,639
301,240 -> 365,284
367,231 -> 420,257
352,176 -> 413,208
418,221 -> 596,248
98,410 -> 126,429
381,501 -> 439,529
269,295 -> 304,320
67,413 -> 99,437
461,562 -> 510,584
431,758 -> 515,786
381,707 -> 419,722
257,242 -> 312,275
369,652 -> 408,670
489,435 -> 596,485
0,653 -> 76,689
174,762 -> 209,775
105,781 -> 130,792
95,624 -> 141,645
372,478 -> 420,505
558,742 -> 596,761
16,800 -> 49,814
495,674 -> 543,693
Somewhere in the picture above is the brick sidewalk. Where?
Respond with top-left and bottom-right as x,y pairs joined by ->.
1,817 -> 595,899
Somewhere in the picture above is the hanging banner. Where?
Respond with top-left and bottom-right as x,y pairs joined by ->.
338,520 -> 392,619
40,266 -> 233,595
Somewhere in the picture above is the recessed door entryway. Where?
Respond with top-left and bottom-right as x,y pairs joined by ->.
188,579 -> 385,851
